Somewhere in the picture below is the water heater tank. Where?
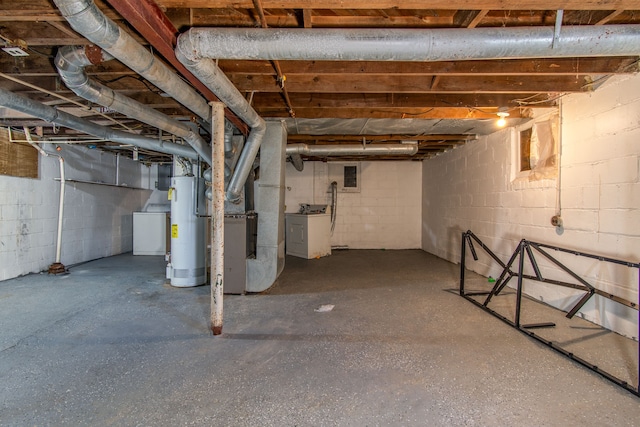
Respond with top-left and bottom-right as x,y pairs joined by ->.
168,176 -> 205,287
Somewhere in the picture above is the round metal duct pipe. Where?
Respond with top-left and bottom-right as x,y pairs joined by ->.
286,143 -> 418,157
0,88 -> 199,160
180,25 -> 640,61
55,46 -> 213,165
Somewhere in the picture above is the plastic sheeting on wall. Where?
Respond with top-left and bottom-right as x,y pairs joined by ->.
528,113 -> 559,180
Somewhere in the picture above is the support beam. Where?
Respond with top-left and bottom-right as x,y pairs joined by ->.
210,102 -> 225,335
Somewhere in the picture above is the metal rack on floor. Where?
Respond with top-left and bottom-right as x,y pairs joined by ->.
459,230 -> 640,397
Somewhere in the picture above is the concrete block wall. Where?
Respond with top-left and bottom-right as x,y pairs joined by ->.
285,160 -> 422,249
0,142 -> 152,281
421,73 -> 640,338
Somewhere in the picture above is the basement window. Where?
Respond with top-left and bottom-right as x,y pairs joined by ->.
513,114 -> 559,182
0,127 -> 38,179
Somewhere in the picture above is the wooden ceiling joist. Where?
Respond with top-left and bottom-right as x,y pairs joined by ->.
3,0 -> 640,160
219,58 -> 640,76
156,0 -> 640,11
231,74 -> 594,94
252,93 -> 552,109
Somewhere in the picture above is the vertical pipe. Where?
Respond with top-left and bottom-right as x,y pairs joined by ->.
55,156 -> 65,264
115,153 -> 120,186
515,240 -> 526,328
210,102 -> 225,335
459,231 -> 467,296
23,127 -> 65,264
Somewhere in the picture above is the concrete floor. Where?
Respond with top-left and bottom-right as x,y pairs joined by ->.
1,250 -> 639,426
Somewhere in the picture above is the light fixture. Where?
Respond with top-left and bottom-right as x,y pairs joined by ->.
496,110 -> 510,127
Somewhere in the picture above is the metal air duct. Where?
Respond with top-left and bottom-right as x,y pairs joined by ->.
0,88 -> 199,160
55,45 -> 212,165
179,25 -> 640,61
176,34 -> 266,203
286,143 -> 418,157
53,0 -> 211,123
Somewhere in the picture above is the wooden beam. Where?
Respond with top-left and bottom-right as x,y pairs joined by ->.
188,10 -> 453,27
254,107 -> 523,119
429,76 -> 441,90
18,37 -> 90,46
219,57 -> 640,76
0,8 -> 122,22
453,10 -> 479,27
302,8 -> 312,28
230,74 -> 593,93
596,9 -> 625,25
299,15 -> 453,27
46,21 -> 80,38
253,92 -> 557,108
156,0 -> 640,11
467,10 -> 489,28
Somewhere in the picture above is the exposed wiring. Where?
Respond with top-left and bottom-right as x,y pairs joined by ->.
27,47 -> 54,59
515,93 -> 568,105
95,75 -> 161,95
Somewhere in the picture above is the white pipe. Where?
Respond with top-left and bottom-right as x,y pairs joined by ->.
210,102 -> 225,335
0,88 -> 199,160
286,143 -> 418,157
23,127 -> 65,264
115,153 -> 119,186
182,25 -> 640,61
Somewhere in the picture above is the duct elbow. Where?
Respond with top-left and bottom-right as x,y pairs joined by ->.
54,0 -> 120,48
290,154 -> 304,171
225,121 -> 266,203
175,31 -> 202,64
184,131 -> 213,166
285,143 -> 309,156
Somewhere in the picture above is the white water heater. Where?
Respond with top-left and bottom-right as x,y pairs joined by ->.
167,176 -> 205,287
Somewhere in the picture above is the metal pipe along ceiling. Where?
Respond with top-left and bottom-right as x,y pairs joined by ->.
0,88 -> 199,160
55,45 -> 213,165
286,143 -> 418,157
180,25 -> 640,61
52,0 -> 211,123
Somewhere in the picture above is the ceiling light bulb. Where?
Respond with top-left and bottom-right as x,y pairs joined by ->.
496,111 -> 510,127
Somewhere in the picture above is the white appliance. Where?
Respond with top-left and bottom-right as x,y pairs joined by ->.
167,176 -> 206,287
133,212 -> 169,255
285,213 -> 331,259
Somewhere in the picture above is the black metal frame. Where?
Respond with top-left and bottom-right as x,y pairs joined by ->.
460,230 -> 640,396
